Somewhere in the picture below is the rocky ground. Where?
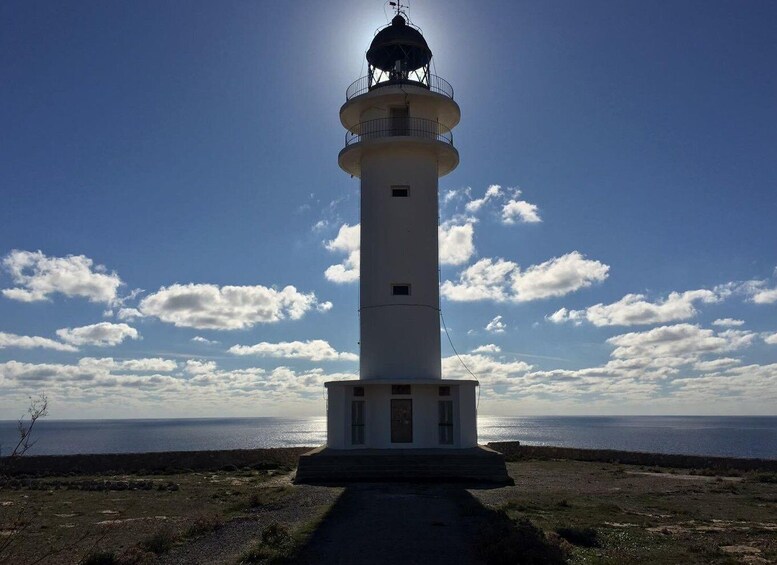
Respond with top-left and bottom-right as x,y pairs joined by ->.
2,456 -> 776,564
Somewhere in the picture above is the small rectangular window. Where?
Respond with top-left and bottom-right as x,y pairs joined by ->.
351,400 -> 365,445
353,386 -> 364,397
392,284 -> 410,296
439,386 -> 451,397
391,185 -> 409,198
391,385 -> 411,395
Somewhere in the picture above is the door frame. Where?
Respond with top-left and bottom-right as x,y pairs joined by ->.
390,398 -> 413,443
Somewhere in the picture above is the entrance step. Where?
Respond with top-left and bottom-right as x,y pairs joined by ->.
295,445 -> 512,484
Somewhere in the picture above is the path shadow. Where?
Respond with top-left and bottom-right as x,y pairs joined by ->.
293,482 -> 565,565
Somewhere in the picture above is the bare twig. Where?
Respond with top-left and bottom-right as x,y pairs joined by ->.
10,394 -> 48,457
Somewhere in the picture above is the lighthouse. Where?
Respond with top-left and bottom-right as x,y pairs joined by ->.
323,11 -> 478,450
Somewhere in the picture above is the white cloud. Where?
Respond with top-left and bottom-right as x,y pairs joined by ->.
764,333 -> 777,345
2,250 -> 122,304
325,223 -> 360,254
0,359 -> 181,390
441,252 -> 609,303
184,359 -> 218,375
0,331 -> 77,352
752,287 -> 777,304
502,199 -> 541,224
78,357 -> 177,372
735,277 -> 777,304
324,223 -> 360,283
229,339 -> 358,362
56,323 -> 139,347
442,188 -> 466,204
693,358 -> 741,371
191,336 -> 220,345
441,258 -> 516,302
464,184 -> 501,213
117,308 -> 142,320
485,315 -> 506,333
511,252 -> 609,301
547,307 -> 585,325
0,357 -> 357,411
138,283 -> 323,330
550,289 -> 719,327
471,344 -> 501,354
439,221 -> 475,266
442,353 -> 531,385
457,185 -> 541,226
607,324 -> 755,363
712,318 -> 745,327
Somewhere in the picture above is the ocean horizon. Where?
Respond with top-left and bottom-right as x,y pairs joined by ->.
2,415 -> 776,460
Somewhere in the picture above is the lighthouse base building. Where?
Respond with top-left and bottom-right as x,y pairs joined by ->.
324,379 -> 478,449
295,13 -> 510,484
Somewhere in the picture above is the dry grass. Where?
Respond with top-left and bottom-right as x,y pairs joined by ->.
0,467 -> 288,564
472,459 -> 777,564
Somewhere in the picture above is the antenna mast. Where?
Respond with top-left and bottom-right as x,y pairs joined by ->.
389,1 -> 409,18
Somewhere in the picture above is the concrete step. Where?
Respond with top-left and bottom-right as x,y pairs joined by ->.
295,445 -> 512,484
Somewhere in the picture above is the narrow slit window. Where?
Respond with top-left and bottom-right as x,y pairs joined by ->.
392,284 -> 410,296
439,400 -> 454,445
391,185 -> 409,198
391,385 -> 411,395
351,400 -> 365,445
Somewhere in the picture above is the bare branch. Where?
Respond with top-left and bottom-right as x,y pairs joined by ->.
10,394 -> 49,457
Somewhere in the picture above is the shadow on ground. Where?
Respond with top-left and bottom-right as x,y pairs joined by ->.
294,482 -> 565,565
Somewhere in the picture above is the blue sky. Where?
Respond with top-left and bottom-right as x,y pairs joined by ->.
1,0 -> 776,418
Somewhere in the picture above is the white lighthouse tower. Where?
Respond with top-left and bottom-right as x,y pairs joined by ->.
322,11 -> 478,450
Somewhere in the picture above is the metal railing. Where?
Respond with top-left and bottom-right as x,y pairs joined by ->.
345,74 -> 454,101
344,117 -> 453,147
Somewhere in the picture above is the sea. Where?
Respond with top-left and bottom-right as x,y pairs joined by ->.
1,416 -> 775,460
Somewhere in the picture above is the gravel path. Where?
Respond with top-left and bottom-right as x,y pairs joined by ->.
294,483 -> 483,565
157,475 -> 343,565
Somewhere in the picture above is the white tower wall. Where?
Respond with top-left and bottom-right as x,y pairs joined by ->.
359,144 -> 441,380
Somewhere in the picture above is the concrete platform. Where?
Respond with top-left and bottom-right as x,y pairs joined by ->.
295,445 -> 512,485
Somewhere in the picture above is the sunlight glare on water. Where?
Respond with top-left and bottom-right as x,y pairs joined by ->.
1,416 -> 775,459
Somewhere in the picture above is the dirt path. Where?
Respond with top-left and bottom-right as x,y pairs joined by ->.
158,480 -> 343,565
295,483 -> 483,565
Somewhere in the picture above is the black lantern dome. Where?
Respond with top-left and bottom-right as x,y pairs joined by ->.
366,15 -> 432,89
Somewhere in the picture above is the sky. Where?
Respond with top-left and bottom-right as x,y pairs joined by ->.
1,0 -> 776,419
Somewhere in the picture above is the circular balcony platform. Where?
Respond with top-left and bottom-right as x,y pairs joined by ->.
338,117 -> 459,178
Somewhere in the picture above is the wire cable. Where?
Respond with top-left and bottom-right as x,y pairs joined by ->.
440,308 -> 481,410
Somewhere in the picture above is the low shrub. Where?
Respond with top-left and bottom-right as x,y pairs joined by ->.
185,513 -> 224,537
81,550 -> 117,565
115,547 -> 156,565
555,526 -> 600,548
752,472 -> 777,484
239,523 -> 295,564
139,527 -> 176,554
476,512 -> 565,565
261,522 -> 292,549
